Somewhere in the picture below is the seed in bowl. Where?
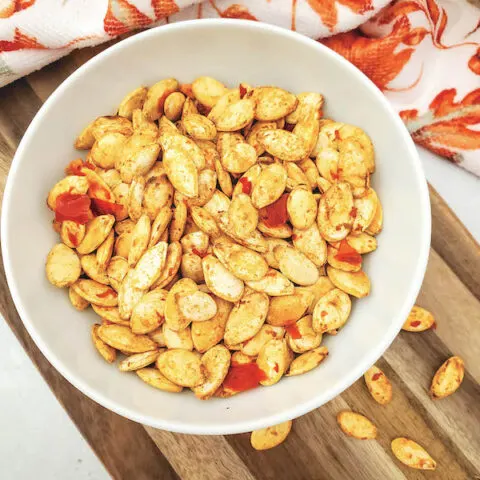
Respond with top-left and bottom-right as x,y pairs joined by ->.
44,76 -> 382,399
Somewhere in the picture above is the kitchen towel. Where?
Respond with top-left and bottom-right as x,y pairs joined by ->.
1,0 -> 479,175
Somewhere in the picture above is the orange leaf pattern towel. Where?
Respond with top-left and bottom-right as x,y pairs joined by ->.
1,0 -> 479,175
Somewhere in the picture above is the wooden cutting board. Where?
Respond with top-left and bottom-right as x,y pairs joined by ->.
0,44 -> 479,480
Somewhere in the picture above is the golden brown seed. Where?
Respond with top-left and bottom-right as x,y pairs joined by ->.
69,287 -> 89,311
312,288 -> 351,333
213,239 -> 268,282
143,78 -> 179,121
253,87 -> 297,121
96,230 -> 115,270
80,254 -> 109,285
97,324 -> 156,353
336,411 -> 377,440
192,345 -> 231,400
91,305 -> 128,326
274,244 -> 319,286
251,163 -> 287,209
192,76 -> 227,108
430,356 -> 465,399
156,349 -> 205,387
128,214 -> 151,267
107,256 -> 129,291
183,114 -> 217,141
46,244 -> 81,288
118,350 -> 160,371
402,305 -> 435,332
228,193 -> 258,239
202,254 -> 244,303
90,115 -> 133,141
175,290 -> 217,322
257,338 -> 289,386
130,289 -> 167,334
76,215 -> 115,255
136,368 -> 183,393
91,324 -> 116,363
224,291 -> 269,346
364,365 -> 392,405
250,421 -> 293,450
257,129 -> 309,162
391,438 -> 436,470
286,346 -> 328,376
267,289 -> 313,327
285,315 -> 322,354
60,221 -> 85,249
327,266 -> 370,298
192,295 -> 232,353
118,87 -> 148,119
164,91 -> 186,122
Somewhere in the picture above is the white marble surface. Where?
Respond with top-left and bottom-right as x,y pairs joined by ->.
0,319 -> 109,480
0,148 -> 478,479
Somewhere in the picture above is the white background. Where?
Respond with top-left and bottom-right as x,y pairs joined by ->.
0,147 -> 479,479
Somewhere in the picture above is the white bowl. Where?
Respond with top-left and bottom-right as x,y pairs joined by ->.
2,19 -> 430,435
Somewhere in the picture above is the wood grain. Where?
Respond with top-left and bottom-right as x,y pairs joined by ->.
0,45 -> 479,480
429,184 -> 480,301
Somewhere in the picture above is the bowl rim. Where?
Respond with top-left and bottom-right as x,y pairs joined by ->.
1,18 -> 431,435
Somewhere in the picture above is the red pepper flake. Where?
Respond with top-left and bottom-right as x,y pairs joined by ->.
67,231 -> 79,247
239,83 -> 248,99
55,193 -> 92,224
285,122 -> 295,132
410,320 -> 421,327
65,159 -> 94,176
349,207 -> 358,219
192,248 -> 207,258
259,194 -> 289,228
291,234 -> 298,241
334,240 -> 362,266
321,311 -> 328,318
371,372 -> 382,381
285,323 -> 302,339
97,288 -> 116,299
91,197 -> 124,217
238,177 -> 252,195
335,129 -> 341,140
273,363 -> 279,373
222,363 -> 267,393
